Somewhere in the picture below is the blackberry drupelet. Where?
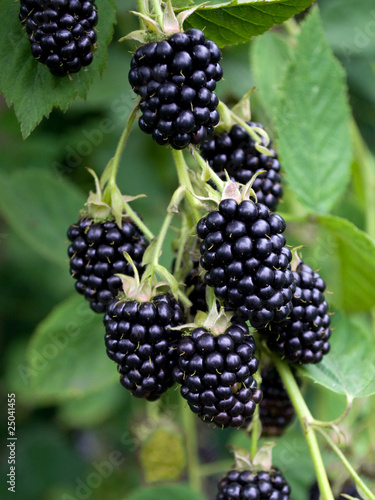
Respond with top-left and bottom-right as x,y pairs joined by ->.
104,294 -> 185,401
173,319 -> 262,428
201,122 -> 283,211
196,198 -> 295,328
259,366 -> 295,437
67,217 -> 147,313
259,262 -> 331,364
19,0 -> 98,77
217,468 -> 292,500
128,29 -> 223,149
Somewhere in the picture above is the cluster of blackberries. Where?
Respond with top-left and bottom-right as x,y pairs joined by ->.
104,294 -> 185,401
201,122 -> 283,212
258,366 -> 296,437
67,217 -> 148,313
259,262 -> 331,364
173,319 -> 262,428
196,198 -> 295,329
128,29 -> 222,149
217,468 -> 292,500
19,0 -> 98,77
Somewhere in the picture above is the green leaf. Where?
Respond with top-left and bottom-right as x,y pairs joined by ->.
275,7 -> 352,213
27,295 -> 117,402
181,0 -> 314,47
124,484 -> 206,500
317,214 -> 375,312
300,314 -> 375,398
0,0 -> 116,138
250,32 -> 292,115
0,168 -> 85,266
58,383 -> 126,428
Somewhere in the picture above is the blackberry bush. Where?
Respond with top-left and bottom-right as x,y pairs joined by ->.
196,198 -> 295,328
201,122 -> 283,211
259,261 -> 331,364
173,317 -> 262,428
104,293 -> 185,401
19,0 -> 98,77
217,467 -> 292,500
67,216 -> 148,313
128,28 -> 222,149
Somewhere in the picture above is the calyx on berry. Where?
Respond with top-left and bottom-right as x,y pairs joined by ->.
122,0 -> 205,44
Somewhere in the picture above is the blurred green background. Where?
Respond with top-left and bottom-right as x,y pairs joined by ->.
1,1 -> 375,499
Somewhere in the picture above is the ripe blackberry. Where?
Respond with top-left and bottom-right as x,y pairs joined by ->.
128,29 -> 222,149
173,319 -> 262,428
217,467 -> 292,500
259,366 -> 295,437
104,294 -> 185,401
67,217 -> 147,313
200,122 -> 282,211
259,262 -> 331,364
196,199 -> 295,328
184,259 -> 208,316
19,0 -> 98,77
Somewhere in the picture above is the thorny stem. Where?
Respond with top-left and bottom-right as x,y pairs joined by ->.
180,399 -> 202,492
316,428 -> 375,500
151,0 -> 164,28
193,148 -> 226,193
171,149 -> 202,224
271,354 -> 335,500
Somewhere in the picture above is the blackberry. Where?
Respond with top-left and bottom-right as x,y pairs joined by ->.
104,293 -> 185,401
19,0 -> 98,77
173,319 -> 262,428
67,217 -> 147,313
217,467 -> 292,500
259,262 -> 331,364
196,199 -> 295,328
201,122 -> 282,211
259,366 -> 295,437
128,29 -> 222,149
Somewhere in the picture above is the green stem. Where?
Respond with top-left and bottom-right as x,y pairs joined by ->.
193,148 -> 225,193
105,99 -> 140,189
171,149 -> 202,224
123,200 -> 155,241
271,355 -> 334,500
137,0 -> 147,27
316,428 -> 375,500
149,209 -> 175,281
312,395 -> 353,429
180,400 -> 202,492
151,0 -> 163,28
250,409 -> 260,460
